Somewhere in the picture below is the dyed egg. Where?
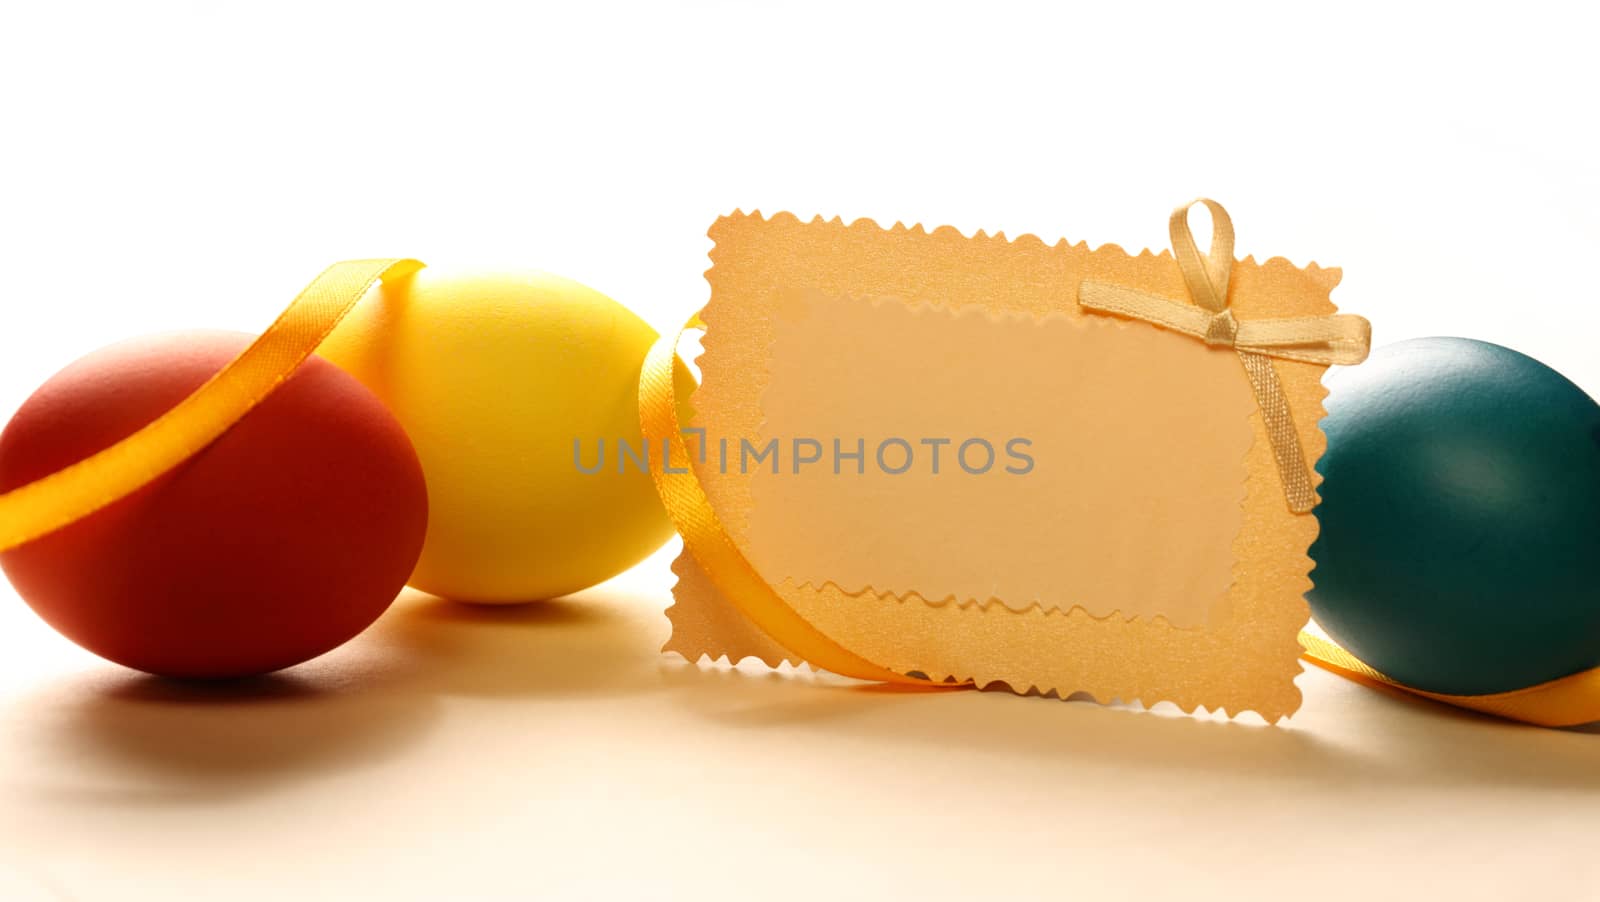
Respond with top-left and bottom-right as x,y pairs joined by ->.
1310,337 -> 1600,694
0,331 -> 429,678
318,267 -> 690,603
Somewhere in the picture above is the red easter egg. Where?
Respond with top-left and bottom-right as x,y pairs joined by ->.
0,331 -> 429,678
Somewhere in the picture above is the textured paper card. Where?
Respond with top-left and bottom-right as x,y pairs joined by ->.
668,211 -> 1342,719
744,288 -> 1255,627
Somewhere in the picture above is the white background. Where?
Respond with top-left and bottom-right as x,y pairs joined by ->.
2,2 -> 1598,900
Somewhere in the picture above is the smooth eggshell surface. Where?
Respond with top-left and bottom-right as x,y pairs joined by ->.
1310,337 -> 1600,694
318,267 -> 690,603
0,331 -> 429,678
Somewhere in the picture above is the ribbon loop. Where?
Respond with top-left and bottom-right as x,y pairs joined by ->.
1170,198 -> 1234,313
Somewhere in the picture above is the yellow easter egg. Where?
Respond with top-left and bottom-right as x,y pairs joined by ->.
318,266 -> 687,603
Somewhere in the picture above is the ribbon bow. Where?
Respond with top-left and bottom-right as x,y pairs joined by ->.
1078,199 -> 1371,513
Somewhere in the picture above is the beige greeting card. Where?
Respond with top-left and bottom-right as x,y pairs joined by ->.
664,205 -> 1363,721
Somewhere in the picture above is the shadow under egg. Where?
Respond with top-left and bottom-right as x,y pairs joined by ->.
364,588 -> 676,700
30,665 -> 440,806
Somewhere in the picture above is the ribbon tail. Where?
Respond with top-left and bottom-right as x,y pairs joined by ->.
1236,351 -> 1319,514
1234,315 -> 1373,366
1078,281 -> 1212,337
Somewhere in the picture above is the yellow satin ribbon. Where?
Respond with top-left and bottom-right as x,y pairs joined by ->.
1078,199 -> 1372,514
1299,632 -> 1600,727
639,319 -> 952,686
0,258 -> 422,552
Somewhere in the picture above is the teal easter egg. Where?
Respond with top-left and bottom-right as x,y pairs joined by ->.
1310,337 -> 1600,695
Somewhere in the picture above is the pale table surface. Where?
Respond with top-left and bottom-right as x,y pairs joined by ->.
2,2 -> 1597,899
1,543 -> 1596,902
